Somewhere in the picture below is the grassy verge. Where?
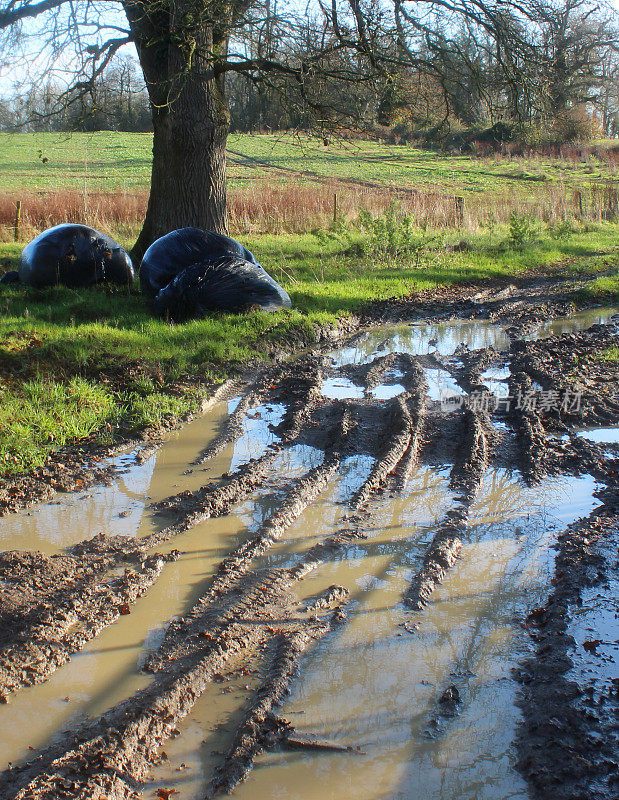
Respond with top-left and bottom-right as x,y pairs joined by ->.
0,217 -> 617,476
0,378 -> 116,473
0,281 -> 316,474
576,269 -> 619,302
252,225 -> 619,313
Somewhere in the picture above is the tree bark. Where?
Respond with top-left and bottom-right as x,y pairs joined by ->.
131,74 -> 229,263
124,1 -> 230,264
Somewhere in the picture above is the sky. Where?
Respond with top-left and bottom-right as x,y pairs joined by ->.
1,0 -> 619,100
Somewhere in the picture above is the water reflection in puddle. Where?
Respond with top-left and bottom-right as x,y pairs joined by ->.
569,579 -> 619,686
0,402 -> 236,553
146,471 -> 601,800
229,401 -> 286,470
576,427 -> 619,445
331,307 -> 617,369
480,366 -> 511,398
373,383 -> 407,401
532,308 -> 617,339
424,367 -> 463,402
321,377 -> 365,400
332,320 -> 512,367
0,306 -> 615,800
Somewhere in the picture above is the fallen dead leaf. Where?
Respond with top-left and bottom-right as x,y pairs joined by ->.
156,790 -> 179,799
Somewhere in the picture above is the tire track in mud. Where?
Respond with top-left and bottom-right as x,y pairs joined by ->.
0,550 -> 176,701
272,354 -> 328,442
0,448 -> 285,699
507,322 -> 619,482
514,503 -> 619,800
392,387 -> 425,491
401,348 -> 494,609
191,354 -> 327,467
403,406 -> 490,609
0,287 -> 617,799
510,323 -> 619,427
509,371 -> 549,483
341,350 -> 401,397
0,529 -> 362,800
145,457 -> 346,674
192,390 -> 261,466
347,357 -> 427,510
205,614 -> 347,798
0,353 -> 420,796
0,535 -> 184,699
0,398 -> 351,703
149,450 -> 281,530
349,394 -> 414,511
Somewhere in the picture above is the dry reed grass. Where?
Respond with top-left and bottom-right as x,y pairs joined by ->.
1,176 -> 616,243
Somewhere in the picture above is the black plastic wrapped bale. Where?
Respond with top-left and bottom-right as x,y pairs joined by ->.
152,255 -> 292,321
18,224 -> 134,288
0,271 -> 19,284
140,227 -> 259,299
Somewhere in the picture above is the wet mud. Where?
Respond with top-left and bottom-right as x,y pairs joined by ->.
514,505 -> 619,800
0,278 -> 617,800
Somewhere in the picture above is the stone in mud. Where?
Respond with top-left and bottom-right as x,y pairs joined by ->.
439,685 -> 460,705
17,224 -> 134,288
140,227 -> 291,319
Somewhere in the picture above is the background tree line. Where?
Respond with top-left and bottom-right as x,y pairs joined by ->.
1,0 -> 617,144
0,56 -> 151,132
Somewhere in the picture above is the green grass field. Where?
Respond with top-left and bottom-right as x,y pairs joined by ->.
0,131 -> 616,195
0,132 -> 617,476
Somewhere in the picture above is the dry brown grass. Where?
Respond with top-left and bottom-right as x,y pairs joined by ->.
0,190 -> 148,242
1,177 -> 616,243
228,178 -> 618,233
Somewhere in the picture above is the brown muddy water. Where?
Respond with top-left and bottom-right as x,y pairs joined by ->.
0,307 -> 616,800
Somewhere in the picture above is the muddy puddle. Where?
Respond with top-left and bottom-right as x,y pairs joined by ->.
564,507 -> 619,732
139,470 -> 600,800
577,427 -> 619,445
0,300 -> 617,800
535,307 -> 617,338
332,307 -> 617,368
0,407 -> 233,553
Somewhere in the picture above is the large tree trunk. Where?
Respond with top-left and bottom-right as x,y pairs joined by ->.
124,2 -> 230,264
131,77 -> 229,263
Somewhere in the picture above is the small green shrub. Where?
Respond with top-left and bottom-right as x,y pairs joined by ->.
507,212 -> 539,250
547,219 -> 576,240
356,205 -> 416,256
315,205 -> 440,267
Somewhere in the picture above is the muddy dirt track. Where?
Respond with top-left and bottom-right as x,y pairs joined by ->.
0,277 -> 617,800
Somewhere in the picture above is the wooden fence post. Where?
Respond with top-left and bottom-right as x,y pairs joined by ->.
574,190 -> 583,218
454,196 -> 464,228
333,193 -> 338,226
13,201 -> 21,241
591,185 -> 602,222
605,181 -> 618,221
